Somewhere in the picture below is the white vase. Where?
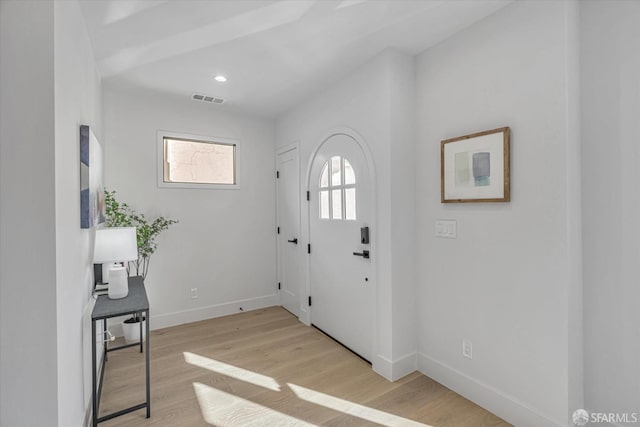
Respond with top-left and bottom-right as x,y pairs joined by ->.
122,317 -> 147,344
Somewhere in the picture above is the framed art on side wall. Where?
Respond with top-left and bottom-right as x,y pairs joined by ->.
441,127 -> 510,203
80,125 -> 105,228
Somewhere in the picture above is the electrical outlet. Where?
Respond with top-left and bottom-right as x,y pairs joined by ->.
462,339 -> 473,359
190,288 -> 198,299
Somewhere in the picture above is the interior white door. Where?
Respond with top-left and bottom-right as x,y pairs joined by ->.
309,134 -> 373,361
277,147 -> 301,317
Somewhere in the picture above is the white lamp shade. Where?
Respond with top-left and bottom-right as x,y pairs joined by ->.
94,227 -> 138,263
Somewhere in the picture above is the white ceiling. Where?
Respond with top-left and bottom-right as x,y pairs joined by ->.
80,0 -> 511,118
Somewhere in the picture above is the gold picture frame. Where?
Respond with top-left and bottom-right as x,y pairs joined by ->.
441,127 -> 510,203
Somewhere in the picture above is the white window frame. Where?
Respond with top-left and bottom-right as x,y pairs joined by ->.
319,156 -> 356,221
156,130 -> 240,190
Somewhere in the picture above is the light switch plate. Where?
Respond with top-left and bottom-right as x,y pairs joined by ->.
435,220 -> 457,238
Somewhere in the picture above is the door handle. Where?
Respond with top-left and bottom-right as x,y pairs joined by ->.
353,250 -> 370,259
287,238 -> 298,244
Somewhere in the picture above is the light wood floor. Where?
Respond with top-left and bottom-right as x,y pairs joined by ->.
99,307 -> 510,427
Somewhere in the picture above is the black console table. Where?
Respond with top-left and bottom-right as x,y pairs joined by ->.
91,276 -> 150,426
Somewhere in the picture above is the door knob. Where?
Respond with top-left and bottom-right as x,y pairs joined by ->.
353,250 -> 370,259
287,238 -> 298,244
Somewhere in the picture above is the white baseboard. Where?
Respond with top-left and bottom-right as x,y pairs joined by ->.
298,307 -> 311,326
107,294 -> 278,337
417,353 -> 564,427
83,341 -> 106,427
150,294 -> 279,331
373,352 -> 418,382
392,352 -> 418,380
83,402 -> 92,427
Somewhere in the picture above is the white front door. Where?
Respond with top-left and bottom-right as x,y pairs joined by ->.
277,147 -> 301,317
309,133 -> 373,361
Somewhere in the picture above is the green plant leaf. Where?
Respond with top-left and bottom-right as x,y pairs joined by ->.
104,189 -> 178,279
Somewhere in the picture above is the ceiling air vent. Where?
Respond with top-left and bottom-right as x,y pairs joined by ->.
192,93 -> 225,104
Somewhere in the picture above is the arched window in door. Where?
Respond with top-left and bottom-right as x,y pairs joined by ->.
319,156 -> 356,221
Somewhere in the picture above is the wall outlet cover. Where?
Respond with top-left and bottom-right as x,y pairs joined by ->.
462,339 -> 473,359
435,219 -> 457,238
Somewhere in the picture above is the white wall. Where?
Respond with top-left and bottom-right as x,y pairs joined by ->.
388,52 -> 417,365
0,1 -> 59,425
103,85 -> 277,330
7,2 -> 636,426
415,1 -> 581,426
53,0 -> 104,425
581,1 -> 640,422
276,48 -> 418,380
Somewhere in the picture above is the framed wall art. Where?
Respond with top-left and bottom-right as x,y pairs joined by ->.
80,125 -> 105,228
441,127 -> 510,203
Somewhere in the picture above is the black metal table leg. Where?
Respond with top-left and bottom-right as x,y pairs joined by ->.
139,311 -> 143,353
92,319 -> 97,427
145,309 -> 150,418
103,318 -> 108,361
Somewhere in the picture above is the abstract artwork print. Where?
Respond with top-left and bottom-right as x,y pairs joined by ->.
80,125 -> 105,228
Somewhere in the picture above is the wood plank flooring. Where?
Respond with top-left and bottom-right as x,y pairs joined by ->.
99,307 -> 510,427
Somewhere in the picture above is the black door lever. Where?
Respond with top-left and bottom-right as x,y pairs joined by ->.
353,250 -> 370,259
287,238 -> 298,244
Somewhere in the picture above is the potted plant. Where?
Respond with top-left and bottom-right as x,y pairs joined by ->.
104,190 -> 177,343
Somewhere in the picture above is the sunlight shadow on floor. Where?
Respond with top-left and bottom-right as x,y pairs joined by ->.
186,351 -> 433,426
288,382 -> 432,427
184,352 -> 281,392
193,382 -> 316,427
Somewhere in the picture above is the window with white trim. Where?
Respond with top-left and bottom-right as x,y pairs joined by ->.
319,156 -> 356,220
157,131 -> 239,189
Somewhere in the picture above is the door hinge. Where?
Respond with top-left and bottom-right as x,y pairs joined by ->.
306,191 -> 310,201
307,244 -> 311,254
278,282 -> 281,290
308,296 -> 312,306
277,226 -> 280,234
276,171 -> 280,179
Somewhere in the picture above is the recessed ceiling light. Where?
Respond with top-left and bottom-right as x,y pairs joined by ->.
214,75 -> 227,83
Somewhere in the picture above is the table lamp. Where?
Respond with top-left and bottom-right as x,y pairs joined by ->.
93,227 -> 138,299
